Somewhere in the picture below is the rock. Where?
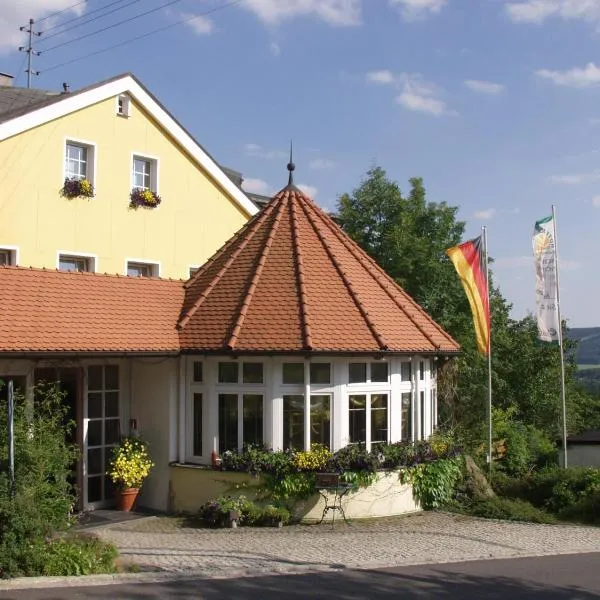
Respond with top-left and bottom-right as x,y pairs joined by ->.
464,455 -> 495,500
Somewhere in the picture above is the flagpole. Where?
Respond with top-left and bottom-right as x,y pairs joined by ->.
483,226 -> 493,475
552,205 -> 568,468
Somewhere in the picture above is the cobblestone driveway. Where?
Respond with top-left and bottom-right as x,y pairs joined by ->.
91,512 -> 600,579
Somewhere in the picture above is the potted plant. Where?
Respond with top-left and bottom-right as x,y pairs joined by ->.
107,436 -> 154,511
61,177 -> 94,199
129,188 -> 161,209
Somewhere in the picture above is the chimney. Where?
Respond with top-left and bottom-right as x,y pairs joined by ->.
0,73 -> 14,87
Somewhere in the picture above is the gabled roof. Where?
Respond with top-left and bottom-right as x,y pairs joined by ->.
0,73 -> 258,217
0,267 -> 184,354
179,181 -> 460,355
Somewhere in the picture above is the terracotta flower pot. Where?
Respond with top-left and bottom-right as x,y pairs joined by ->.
117,487 -> 139,512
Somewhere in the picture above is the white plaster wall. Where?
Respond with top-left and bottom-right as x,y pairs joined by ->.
293,471 -> 421,521
561,446 -> 600,468
130,358 -> 177,512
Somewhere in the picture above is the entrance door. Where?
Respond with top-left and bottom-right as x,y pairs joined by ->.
34,367 -> 83,508
86,365 -> 121,507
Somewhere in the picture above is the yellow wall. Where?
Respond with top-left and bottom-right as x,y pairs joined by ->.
0,96 -> 250,278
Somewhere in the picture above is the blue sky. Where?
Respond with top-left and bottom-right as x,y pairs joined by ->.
2,0 -> 600,326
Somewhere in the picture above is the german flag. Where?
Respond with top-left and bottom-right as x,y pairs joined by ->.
446,236 -> 490,355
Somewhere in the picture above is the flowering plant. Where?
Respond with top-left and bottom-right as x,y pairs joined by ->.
129,188 -> 161,209
107,436 -> 154,489
61,177 -> 94,199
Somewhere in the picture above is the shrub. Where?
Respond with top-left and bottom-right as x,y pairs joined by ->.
464,497 -> 556,524
401,457 -> 464,509
198,496 -> 290,527
293,444 -> 332,471
41,537 -> 118,577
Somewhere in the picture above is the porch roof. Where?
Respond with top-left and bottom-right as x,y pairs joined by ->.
0,266 -> 184,353
179,173 -> 460,355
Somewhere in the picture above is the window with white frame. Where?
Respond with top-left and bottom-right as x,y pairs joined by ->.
217,361 -> 263,384
400,361 -> 412,382
419,390 -> 426,439
189,361 -> 204,458
65,141 -> 94,183
59,254 -> 94,272
431,388 -> 437,432
281,393 -> 331,450
127,261 -> 159,277
401,391 -> 412,441
348,393 -> 389,449
348,361 -> 389,384
132,156 -> 158,192
0,248 -> 16,266
117,95 -> 131,117
189,266 -> 199,278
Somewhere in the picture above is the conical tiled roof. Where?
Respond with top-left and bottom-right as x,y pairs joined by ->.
179,181 -> 459,355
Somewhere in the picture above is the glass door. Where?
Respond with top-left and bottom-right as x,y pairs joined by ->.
86,365 -> 120,507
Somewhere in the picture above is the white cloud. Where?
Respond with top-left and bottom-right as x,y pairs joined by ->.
389,0 -> 447,21
472,208 -> 497,220
592,195 -> 600,206
269,41 -> 281,56
0,0 -> 84,54
536,62 -> 600,88
242,178 -> 271,195
589,117 -> 600,125
298,184 -> 318,197
464,79 -> 505,94
506,0 -> 600,25
549,171 -> 600,184
182,13 -> 214,35
367,70 -> 396,84
241,0 -> 361,26
244,143 -> 287,160
395,75 -> 453,116
309,158 -> 336,169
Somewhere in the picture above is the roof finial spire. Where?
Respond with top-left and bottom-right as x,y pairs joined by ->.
287,140 -> 295,186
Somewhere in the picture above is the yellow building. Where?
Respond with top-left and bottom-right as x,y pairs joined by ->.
0,72 -> 257,278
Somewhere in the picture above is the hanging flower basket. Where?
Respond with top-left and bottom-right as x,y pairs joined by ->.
129,188 -> 161,210
61,177 -> 94,199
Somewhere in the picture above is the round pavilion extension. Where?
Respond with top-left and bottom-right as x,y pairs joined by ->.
177,164 -> 460,460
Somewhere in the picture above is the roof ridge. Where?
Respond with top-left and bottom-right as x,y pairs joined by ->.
297,194 -> 389,352
226,194 -> 286,350
290,192 -> 314,351
310,203 -> 458,349
178,197 -> 280,329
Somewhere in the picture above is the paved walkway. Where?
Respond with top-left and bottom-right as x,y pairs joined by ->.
90,512 -> 600,579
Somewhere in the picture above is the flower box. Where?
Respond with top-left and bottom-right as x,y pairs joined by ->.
61,177 -> 94,199
129,188 -> 161,210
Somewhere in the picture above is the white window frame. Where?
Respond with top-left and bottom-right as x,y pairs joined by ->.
116,94 -> 131,117
57,251 -> 97,272
348,360 -> 390,385
64,137 -> 97,187
217,391 -> 266,453
216,359 -> 265,386
0,245 -> 19,266
131,152 -> 159,193
125,259 -> 160,277
347,390 -> 391,451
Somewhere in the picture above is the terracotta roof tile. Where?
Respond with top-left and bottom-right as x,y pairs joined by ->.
0,267 -> 184,353
179,184 -> 460,354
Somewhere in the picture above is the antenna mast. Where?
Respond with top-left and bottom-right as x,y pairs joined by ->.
19,19 -> 42,88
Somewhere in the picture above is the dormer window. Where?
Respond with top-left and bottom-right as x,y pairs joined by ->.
117,95 -> 131,117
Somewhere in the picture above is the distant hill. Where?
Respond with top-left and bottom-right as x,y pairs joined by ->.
567,327 -> 600,366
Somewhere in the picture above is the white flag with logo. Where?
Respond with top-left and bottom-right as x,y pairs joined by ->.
533,215 -> 559,342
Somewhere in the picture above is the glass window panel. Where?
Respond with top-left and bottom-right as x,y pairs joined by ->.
0,251 -> 10,265
243,362 -> 263,384
400,362 -> 412,382
349,394 -> 366,444
243,394 -> 263,446
88,392 -> 102,419
105,392 -> 119,418
219,394 -> 238,453
193,393 -> 203,456
310,363 -> 330,385
104,476 -> 115,502
419,361 -> 425,381
348,363 -> 366,384
87,448 -> 103,475
127,263 -> 152,277
87,420 -> 102,446
105,365 -> 119,390
88,366 -> 103,391
431,389 -> 437,431
310,395 -> 330,448
193,362 -> 203,383
371,362 -> 388,382
283,395 -> 304,450
218,362 -> 238,384
282,362 -> 304,384
401,392 -> 412,441
420,390 -> 425,439
87,475 -> 102,503
105,419 -> 120,445
371,394 -> 388,444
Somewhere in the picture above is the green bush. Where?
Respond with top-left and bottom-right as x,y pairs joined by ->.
558,491 -> 600,525
198,495 -> 290,527
401,457 -> 464,509
41,537 -> 118,577
464,497 -> 556,524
